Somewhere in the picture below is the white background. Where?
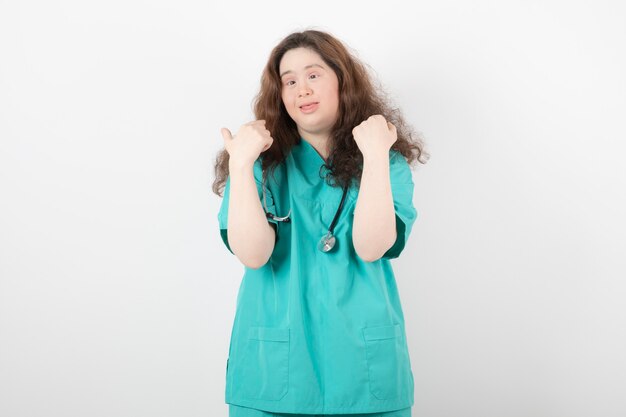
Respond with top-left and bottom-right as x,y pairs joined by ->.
1,1 -> 625,416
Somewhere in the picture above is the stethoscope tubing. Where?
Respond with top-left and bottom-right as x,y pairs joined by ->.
261,176 -> 348,228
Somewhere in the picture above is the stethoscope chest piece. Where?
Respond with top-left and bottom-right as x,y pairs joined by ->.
318,231 -> 336,253
316,185 -> 349,253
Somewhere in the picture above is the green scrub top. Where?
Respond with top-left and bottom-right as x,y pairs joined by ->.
217,137 -> 419,415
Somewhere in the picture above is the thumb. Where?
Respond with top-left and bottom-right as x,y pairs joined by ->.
220,127 -> 233,142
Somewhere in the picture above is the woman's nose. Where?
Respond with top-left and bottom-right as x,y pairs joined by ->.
298,84 -> 312,97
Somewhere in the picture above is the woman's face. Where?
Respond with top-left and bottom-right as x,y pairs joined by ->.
279,47 -> 340,139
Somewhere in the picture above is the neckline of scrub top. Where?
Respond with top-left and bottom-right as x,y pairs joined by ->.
298,137 -> 328,163
291,137 -> 358,201
292,137 -> 330,181
293,136 -> 363,196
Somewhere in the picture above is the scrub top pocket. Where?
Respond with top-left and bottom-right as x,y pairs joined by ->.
363,324 -> 410,400
241,326 -> 290,401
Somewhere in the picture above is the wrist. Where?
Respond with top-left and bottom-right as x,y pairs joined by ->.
362,151 -> 390,166
228,159 -> 255,176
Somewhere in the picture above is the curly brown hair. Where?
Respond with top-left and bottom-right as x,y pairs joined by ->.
212,29 -> 429,197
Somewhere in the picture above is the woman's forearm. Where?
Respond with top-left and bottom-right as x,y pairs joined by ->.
352,154 -> 396,262
227,162 -> 275,269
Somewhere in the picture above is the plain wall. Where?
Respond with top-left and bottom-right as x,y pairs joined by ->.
1,1 -> 625,416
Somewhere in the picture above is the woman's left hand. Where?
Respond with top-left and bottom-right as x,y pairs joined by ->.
352,114 -> 397,159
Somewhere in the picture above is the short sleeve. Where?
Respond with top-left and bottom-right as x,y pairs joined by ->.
382,151 -> 419,260
217,158 -> 279,254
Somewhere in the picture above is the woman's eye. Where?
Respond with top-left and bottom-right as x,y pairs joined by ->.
284,74 -> 318,86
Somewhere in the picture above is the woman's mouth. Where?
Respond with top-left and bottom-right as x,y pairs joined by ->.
300,102 -> 319,113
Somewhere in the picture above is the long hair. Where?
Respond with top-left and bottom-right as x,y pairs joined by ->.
212,29 -> 429,196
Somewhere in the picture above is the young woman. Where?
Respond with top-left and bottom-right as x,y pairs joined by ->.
213,29 -> 429,417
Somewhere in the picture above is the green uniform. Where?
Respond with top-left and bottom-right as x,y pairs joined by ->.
218,138 -> 418,415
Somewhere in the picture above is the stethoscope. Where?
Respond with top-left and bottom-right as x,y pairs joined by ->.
261,176 -> 349,253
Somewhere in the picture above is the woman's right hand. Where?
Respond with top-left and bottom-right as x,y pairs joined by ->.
220,120 -> 274,169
